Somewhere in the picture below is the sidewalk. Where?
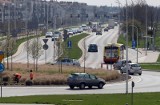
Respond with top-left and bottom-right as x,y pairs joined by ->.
124,48 -> 159,63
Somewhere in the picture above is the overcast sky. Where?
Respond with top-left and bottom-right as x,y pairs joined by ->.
57,0 -> 160,7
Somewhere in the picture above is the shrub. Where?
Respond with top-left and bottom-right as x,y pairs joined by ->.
25,80 -> 33,86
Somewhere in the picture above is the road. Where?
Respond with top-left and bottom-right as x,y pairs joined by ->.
1,71 -> 160,97
3,37 -> 57,64
1,25 -> 160,98
80,26 -> 119,69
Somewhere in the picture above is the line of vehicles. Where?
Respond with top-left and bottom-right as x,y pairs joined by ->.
87,42 -> 142,75
103,43 -> 142,75
45,24 -> 88,41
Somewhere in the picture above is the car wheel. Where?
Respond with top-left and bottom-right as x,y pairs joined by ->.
120,70 -> 123,74
88,86 -> 92,89
98,82 -> 104,89
139,73 -> 142,75
69,85 -> 74,89
79,83 -> 85,89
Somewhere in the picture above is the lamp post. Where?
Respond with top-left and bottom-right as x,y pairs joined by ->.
131,0 -> 135,48
115,0 -> 121,36
125,0 -> 129,94
145,2 -> 148,55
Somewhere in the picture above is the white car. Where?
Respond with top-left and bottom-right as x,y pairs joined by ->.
120,63 -> 142,75
45,32 -> 53,38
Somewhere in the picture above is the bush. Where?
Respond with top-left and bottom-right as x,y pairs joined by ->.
2,76 -> 10,82
25,80 -> 33,86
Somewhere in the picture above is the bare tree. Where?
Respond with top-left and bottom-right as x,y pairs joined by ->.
0,36 -> 16,70
28,39 -> 43,71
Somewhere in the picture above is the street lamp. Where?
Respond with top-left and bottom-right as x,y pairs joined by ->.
125,0 -> 129,94
131,0 -> 135,48
145,1 -> 148,55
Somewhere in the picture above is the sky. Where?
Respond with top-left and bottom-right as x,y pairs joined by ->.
57,0 -> 160,7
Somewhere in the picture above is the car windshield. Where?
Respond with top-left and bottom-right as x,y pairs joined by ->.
69,74 -> 79,78
54,31 -> 60,34
90,44 -> 97,47
131,64 -> 140,67
46,32 -> 52,34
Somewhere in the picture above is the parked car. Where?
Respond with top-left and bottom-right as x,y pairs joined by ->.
113,59 -> 132,70
88,44 -> 98,52
67,73 -> 106,89
45,31 -> 53,38
55,58 -> 80,66
120,63 -> 142,75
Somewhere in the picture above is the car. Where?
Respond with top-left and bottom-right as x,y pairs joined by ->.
55,58 -> 80,66
67,73 -> 106,89
52,31 -> 61,41
113,59 -> 132,70
92,28 -> 97,32
104,27 -> 109,31
45,31 -> 53,38
120,63 -> 142,75
96,31 -> 102,35
88,44 -> 98,52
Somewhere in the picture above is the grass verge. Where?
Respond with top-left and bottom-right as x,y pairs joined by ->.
140,63 -> 160,71
61,33 -> 88,59
1,92 -> 160,105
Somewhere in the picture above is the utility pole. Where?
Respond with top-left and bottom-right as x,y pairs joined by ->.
125,0 -> 129,94
131,0 -> 134,48
145,3 -> 148,55
6,3 -> 11,70
26,1 -> 29,69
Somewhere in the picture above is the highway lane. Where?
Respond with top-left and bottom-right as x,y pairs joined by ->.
2,71 -> 160,97
81,26 -> 119,69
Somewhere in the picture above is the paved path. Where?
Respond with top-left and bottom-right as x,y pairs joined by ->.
124,48 -> 159,63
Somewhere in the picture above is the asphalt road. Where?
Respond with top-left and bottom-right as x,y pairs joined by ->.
4,37 -> 57,64
80,26 -> 119,69
1,71 -> 160,97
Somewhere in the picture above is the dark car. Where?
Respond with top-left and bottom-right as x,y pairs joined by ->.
96,31 -> 102,35
113,59 -> 132,70
55,58 -> 80,66
67,73 -> 106,89
104,27 -> 108,31
88,44 -> 98,52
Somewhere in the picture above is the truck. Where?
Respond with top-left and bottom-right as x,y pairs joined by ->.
108,19 -> 115,29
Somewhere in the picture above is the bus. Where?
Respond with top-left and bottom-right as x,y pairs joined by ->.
103,43 -> 125,64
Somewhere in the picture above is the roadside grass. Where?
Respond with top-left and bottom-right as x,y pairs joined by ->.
13,34 -> 42,55
117,34 -> 145,48
61,33 -> 88,59
2,63 -> 120,85
140,63 -> 160,71
1,92 -> 160,105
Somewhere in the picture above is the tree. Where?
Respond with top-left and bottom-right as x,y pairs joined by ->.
0,36 -> 16,70
28,39 -> 43,71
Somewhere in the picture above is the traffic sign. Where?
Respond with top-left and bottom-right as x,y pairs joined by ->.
43,39 -> 48,44
0,51 -> 4,62
0,63 -> 5,73
67,40 -> 72,48
43,44 -> 49,50
132,40 -> 136,49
